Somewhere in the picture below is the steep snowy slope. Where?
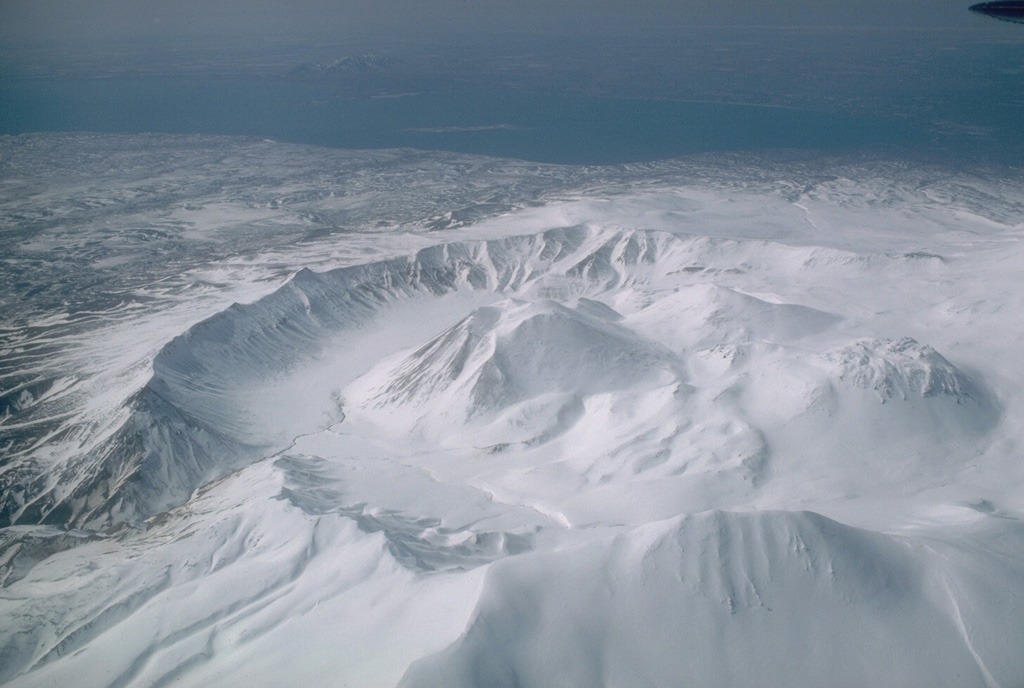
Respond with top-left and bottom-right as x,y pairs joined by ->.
402,511 -> 1024,688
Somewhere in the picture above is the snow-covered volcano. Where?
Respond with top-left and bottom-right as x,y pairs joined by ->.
2,135 -> 1024,688
347,296 -> 684,450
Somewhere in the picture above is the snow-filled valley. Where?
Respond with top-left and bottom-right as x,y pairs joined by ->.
2,134 -> 1024,687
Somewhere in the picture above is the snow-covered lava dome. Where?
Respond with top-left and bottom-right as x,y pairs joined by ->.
2,134 -> 1024,687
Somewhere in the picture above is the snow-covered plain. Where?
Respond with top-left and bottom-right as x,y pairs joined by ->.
2,133 -> 1024,687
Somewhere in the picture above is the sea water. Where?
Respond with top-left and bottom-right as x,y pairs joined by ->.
0,78 -> 930,165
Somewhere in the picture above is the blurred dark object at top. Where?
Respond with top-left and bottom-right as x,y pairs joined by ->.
970,1 -> 1024,23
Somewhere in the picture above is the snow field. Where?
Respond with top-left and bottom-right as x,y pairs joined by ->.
4,142 -> 1024,687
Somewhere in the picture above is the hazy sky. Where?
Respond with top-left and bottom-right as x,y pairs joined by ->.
0,0 -> 982,44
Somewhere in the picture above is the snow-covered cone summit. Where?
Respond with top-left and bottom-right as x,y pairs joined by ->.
368,298 -> 677,409
350,298 -> 683,448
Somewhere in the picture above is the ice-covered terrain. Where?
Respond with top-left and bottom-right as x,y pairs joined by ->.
2,133 -> 1024,687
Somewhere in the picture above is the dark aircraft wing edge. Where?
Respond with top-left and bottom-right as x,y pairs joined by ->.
969,1 -> 1024,23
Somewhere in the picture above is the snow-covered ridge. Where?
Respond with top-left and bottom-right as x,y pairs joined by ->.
401,510 -> 1024,688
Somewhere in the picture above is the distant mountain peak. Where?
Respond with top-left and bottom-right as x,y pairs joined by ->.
288,53 -> 397,77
